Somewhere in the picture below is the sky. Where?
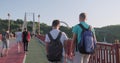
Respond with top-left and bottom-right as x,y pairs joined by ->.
1,0 -> 120,28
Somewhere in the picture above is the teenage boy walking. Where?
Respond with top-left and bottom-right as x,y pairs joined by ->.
45,20 -> 68,63
70,13 -> 97,63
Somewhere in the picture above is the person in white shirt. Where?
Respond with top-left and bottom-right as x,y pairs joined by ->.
45,20 -> 68,63
15,29 -> 22,53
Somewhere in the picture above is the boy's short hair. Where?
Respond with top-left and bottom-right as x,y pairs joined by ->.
52,20 -> 60,27
79,13 -> 86,19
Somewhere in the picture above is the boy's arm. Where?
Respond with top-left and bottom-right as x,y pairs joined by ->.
70,33 -> 77,56
45,34 -> 49,54
64,40 -> 68,55
45,42 -> 49,54
91,27 -> 97,43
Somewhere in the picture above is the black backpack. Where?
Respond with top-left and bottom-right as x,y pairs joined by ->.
47,32 -> 63,62
78,24 -> 96,54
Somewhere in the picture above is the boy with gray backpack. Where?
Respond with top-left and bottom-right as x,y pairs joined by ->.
45,20 -> 68,63
70,13 -> 97,63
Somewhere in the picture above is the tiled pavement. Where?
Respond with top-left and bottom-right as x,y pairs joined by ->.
0,39 -> 25,63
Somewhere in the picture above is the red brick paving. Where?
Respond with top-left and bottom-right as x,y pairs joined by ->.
0,40 -> 25,63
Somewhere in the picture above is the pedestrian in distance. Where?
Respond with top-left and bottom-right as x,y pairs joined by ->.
15,28 -> 23,53
1,30 -> 10,57
22,28 -> 31,54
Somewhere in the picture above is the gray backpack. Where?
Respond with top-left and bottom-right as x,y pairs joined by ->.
2,32 -> 9,41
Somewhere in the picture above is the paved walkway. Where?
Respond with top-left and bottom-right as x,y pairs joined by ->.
25,38 -> 48,63
0,38 -> 75,63
0,39 -> 25,63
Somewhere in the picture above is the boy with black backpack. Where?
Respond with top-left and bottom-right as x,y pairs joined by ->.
70,13 -> 97,63
45,20 -> 68,63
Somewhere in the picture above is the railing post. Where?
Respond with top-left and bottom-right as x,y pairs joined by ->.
0,34 -> 2,41
114,44 -> 120,63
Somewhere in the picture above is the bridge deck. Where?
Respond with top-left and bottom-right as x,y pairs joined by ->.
0,39 -> 25,63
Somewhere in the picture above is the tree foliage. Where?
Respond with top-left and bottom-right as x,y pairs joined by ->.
0,19 -> 120,43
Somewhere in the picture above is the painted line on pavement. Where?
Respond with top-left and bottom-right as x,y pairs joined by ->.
23,54 -> 26,63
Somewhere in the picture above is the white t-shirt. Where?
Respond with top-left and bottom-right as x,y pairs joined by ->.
45,29 -> 68,56
15,31 -> 22,42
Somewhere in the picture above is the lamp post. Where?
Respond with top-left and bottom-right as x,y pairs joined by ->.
8,13 -> 10,31
32,13 -> 35,35
38,15 -> 40,35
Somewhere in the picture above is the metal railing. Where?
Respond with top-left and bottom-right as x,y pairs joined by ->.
89,42 -> 120,63
36,35 -> 120,63
0,34 -> 2,41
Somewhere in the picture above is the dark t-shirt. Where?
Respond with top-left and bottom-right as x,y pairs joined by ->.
22,31 -> 28,42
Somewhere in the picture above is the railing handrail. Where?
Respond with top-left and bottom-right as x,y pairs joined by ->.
97,42 -> 113,46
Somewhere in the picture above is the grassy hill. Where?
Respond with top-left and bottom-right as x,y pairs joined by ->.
95,25 -> 120,43
0,19 -> 120,43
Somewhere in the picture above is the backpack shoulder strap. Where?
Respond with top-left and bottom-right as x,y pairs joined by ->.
47,32 -> 54,41
78,24 -> 88,31
79,24 -> 92,31
56,32 -> 62,40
